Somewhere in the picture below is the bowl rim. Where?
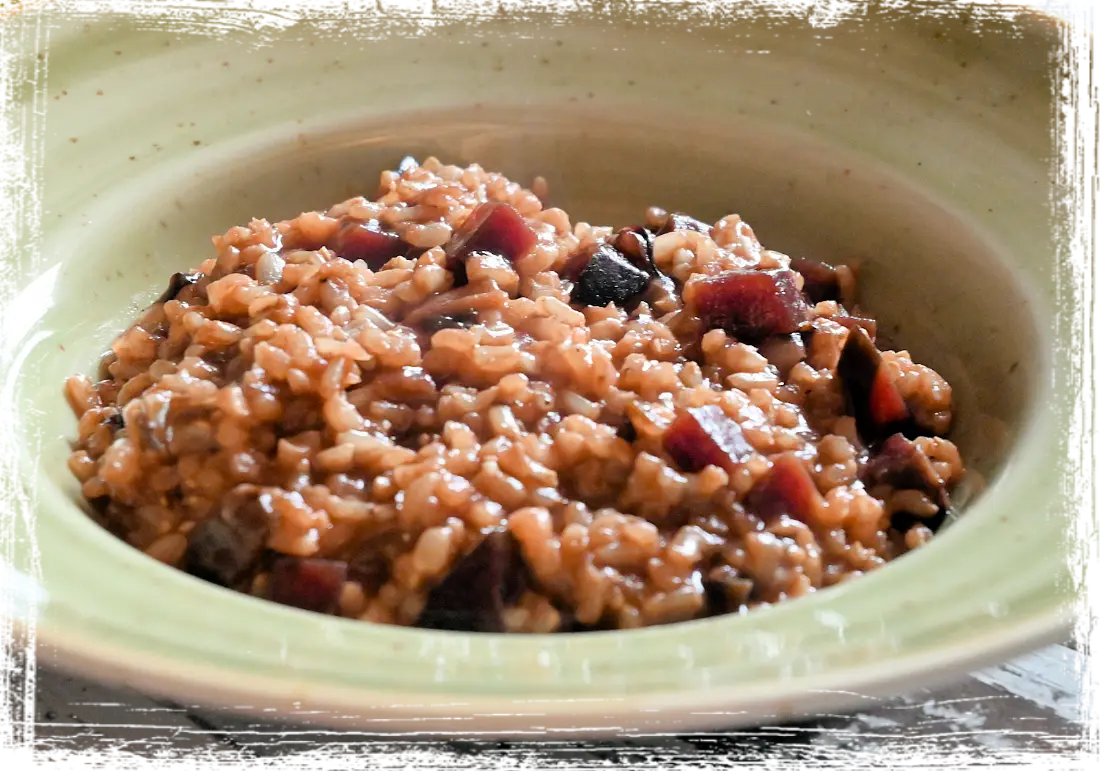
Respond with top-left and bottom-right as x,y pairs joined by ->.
29,601 -> 1070,732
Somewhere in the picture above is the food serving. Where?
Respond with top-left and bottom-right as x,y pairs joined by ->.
64,157 -> 965,633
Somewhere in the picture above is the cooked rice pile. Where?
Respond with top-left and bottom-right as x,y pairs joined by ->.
64,157 -> 965,633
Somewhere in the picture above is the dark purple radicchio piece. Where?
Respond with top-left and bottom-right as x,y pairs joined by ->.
416,530 -> 528,633
702,565 -> 755,616
663,405 -> 754,473
864,433 -> 951,533
610,226 -> 658,275
183,487 -> 269,589
836,325 -> 911,444
790,257 -> 840,305
155,272 -> 202,305
184,517 -> 263,589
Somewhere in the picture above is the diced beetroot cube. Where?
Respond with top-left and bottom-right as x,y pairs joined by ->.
745,453 -> 823,524
269,557 -> 348,615
610,226 -> 657,275
417,530 -> 528,633
757,333 -> 806,381
664,404 -> 755,473
865,433 -> 951,532
689,269 -> 809,339
790,257 -> 840,305
445,202 -> 537,274
654,212 -> 711,236
835,314 -> 878,342
329,220 -> 409,269
567,243 -> 651,308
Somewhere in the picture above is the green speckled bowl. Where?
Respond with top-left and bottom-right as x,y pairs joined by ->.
0,3 -> 1078,734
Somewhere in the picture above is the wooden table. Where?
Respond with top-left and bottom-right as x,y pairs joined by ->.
32,641 -> 1088,766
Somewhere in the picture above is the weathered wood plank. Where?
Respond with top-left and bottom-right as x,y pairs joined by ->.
466,655 -> 1100,769
163,712 -> 495,771
0,651 -> 492,769
972,644 -> 1085,724
446,739 -> 624,769
33,643 -> 1086,760
35,665 -> 229,755
177,668 -> 1082,758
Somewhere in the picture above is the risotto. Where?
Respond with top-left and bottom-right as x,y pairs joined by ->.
64,157 -> 965,633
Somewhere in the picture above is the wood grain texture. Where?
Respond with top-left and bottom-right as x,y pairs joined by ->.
33,644 -> 1087,761
0,651 -> 490,769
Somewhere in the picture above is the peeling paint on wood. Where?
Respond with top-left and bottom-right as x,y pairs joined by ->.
976,646 -> 1100,730
2,633 -> 1100,769
1073,633 -> 1100,651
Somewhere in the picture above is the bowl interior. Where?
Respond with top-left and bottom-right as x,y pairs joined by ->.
33,103 -> 1035,509
0,4 -> 1075,727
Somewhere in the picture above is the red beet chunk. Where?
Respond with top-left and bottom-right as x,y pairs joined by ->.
745,453 -> 823,524
567,243 -> 651,308
837,325 -> 909,442
445,202 -> 537,274
865,433 -> 951,532
790,257 -> 840,305
269,557 -> 348,614
835,314 -> 878,342
417,530 -> 528,633
758,333 -> 806,381
610,226 -> 657,275
689,269 -> 809,339
329,220 -> 409,269
664,405 -> 754,473
654,212 -> 711,236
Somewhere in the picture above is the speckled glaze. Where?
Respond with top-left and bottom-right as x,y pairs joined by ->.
0,4 -> 1077,734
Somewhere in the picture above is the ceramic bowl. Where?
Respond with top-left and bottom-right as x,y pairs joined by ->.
0,3 -> 1077,735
